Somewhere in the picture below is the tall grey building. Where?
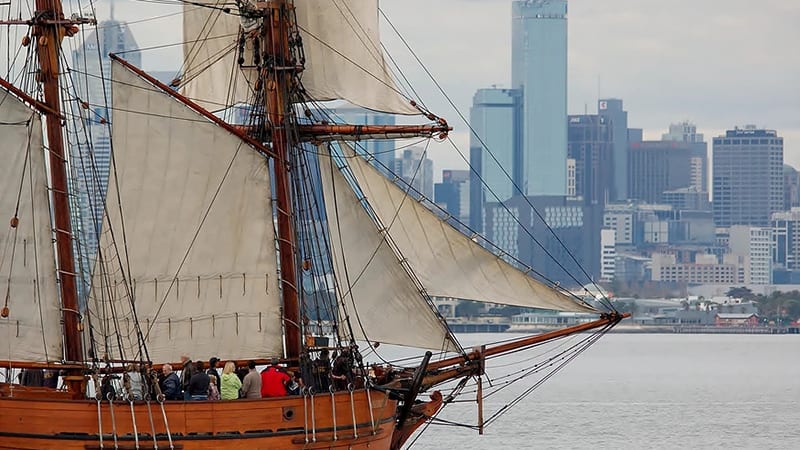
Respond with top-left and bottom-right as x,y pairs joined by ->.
434,169 -> 470,224
712,126 -> 783,227
598,98 -> 628,201
567,114 -> 613,206
71,18 -> 140,266
662,121 -> 708,194
468,88 -> 522,232
512,0 -> 568,196
394,147 -> 434,200
628,141 -> 693,204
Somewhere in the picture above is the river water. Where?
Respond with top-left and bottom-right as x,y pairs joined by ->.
366,333 -> 800,450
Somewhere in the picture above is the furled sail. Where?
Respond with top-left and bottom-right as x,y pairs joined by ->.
181,0 -> 418,114
318,148 -> 459,352
0,89 -> 63,362
87,60 -> 283,363
335,142 -> 598,313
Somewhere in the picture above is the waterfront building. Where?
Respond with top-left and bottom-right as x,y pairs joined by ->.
434,169 -> 470,224
651,252 -> 742,284
468,87 -> 522,232
567,114 -> 614,206
512,0 -> 568,196
729,225 -> 774,285
597,99 -> 629,201
712,126 -> 783,227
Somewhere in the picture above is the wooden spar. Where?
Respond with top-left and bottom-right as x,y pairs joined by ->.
476,345 -> 485,435
233,123 -> 453,142
263,0 -> 302,361
0,76 -> 63,118
32,0 -> 83,370
419,312 -> 629,390
109,54 -> 278,160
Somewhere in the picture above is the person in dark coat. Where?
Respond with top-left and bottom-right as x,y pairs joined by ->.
160,364 -> 182,400
188,361 -> 210,400
180,355 -> 195,400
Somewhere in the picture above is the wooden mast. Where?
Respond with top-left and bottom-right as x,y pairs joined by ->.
262,0 -> 302,360
32,0 -> 84,369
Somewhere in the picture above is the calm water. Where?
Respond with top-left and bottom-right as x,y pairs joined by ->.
367,333 -> 800,450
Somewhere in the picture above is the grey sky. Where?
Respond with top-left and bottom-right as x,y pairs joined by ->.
62,0 -> 800,177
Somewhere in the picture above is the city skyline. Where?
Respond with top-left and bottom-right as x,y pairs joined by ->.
56,0 -> 798,180
0,0 -> 800,180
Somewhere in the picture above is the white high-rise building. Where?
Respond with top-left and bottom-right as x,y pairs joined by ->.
600,229 -> 616,281
729,225 -> 773,285
71,18 -> 140,268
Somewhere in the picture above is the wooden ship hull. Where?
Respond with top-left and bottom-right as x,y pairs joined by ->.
0,387 -> 437,449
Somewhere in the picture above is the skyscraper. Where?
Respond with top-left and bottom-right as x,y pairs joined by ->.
597,98 -> 628,201
512,0 -> 568,196
468,87 -> 522,232
567,114 -> 614,205
394,147 -> 434,200
627,141 -> 693,204
662,121 -> 708,194
712,126 -> 784,227
434,170 -> 470,224
71,18 -> 140,265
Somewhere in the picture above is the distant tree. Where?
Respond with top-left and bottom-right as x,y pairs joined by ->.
455,300 -> 483,318
726,286 -> 755,300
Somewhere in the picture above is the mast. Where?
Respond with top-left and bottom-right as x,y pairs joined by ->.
32,0 -> 84,365
263,0 -> 302,360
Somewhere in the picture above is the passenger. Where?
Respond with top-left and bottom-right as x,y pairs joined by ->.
100,374 -> 118,400
20,368 -> 44,387
206,357 -> 221,392
220,361 -> 242,400
331,348 -> 352,391
207,374 -> 221,400
240,360 -> 262,399
260,358 -> 290,398
287,371 -> 303,395
125,364 -> 144,400
188,361 -> 210,401
42,369 -> 58,389
160,364 -> 182,400
180,355 -> 195,400
312,349 -> 331,392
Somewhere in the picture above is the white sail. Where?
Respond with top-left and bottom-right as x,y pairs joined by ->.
336,142 -> 598,313
181,0 -> 417,114
180,0 -> 255,111
0,90 -> 63,362
88,60 -> 283,363
318,148 -> 458,352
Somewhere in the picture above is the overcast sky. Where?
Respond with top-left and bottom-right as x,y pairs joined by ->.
60,0 -> 800,178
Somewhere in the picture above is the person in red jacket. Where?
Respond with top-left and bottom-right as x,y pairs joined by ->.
260,358 -> 290,397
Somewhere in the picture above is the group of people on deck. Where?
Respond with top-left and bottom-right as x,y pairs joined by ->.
16,347 -> 360,401
152,348 -> 354,401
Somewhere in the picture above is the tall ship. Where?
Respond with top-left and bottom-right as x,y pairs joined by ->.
0,1 -> 627,448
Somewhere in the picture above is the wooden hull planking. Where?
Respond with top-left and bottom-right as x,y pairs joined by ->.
0,387 -> 401,449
